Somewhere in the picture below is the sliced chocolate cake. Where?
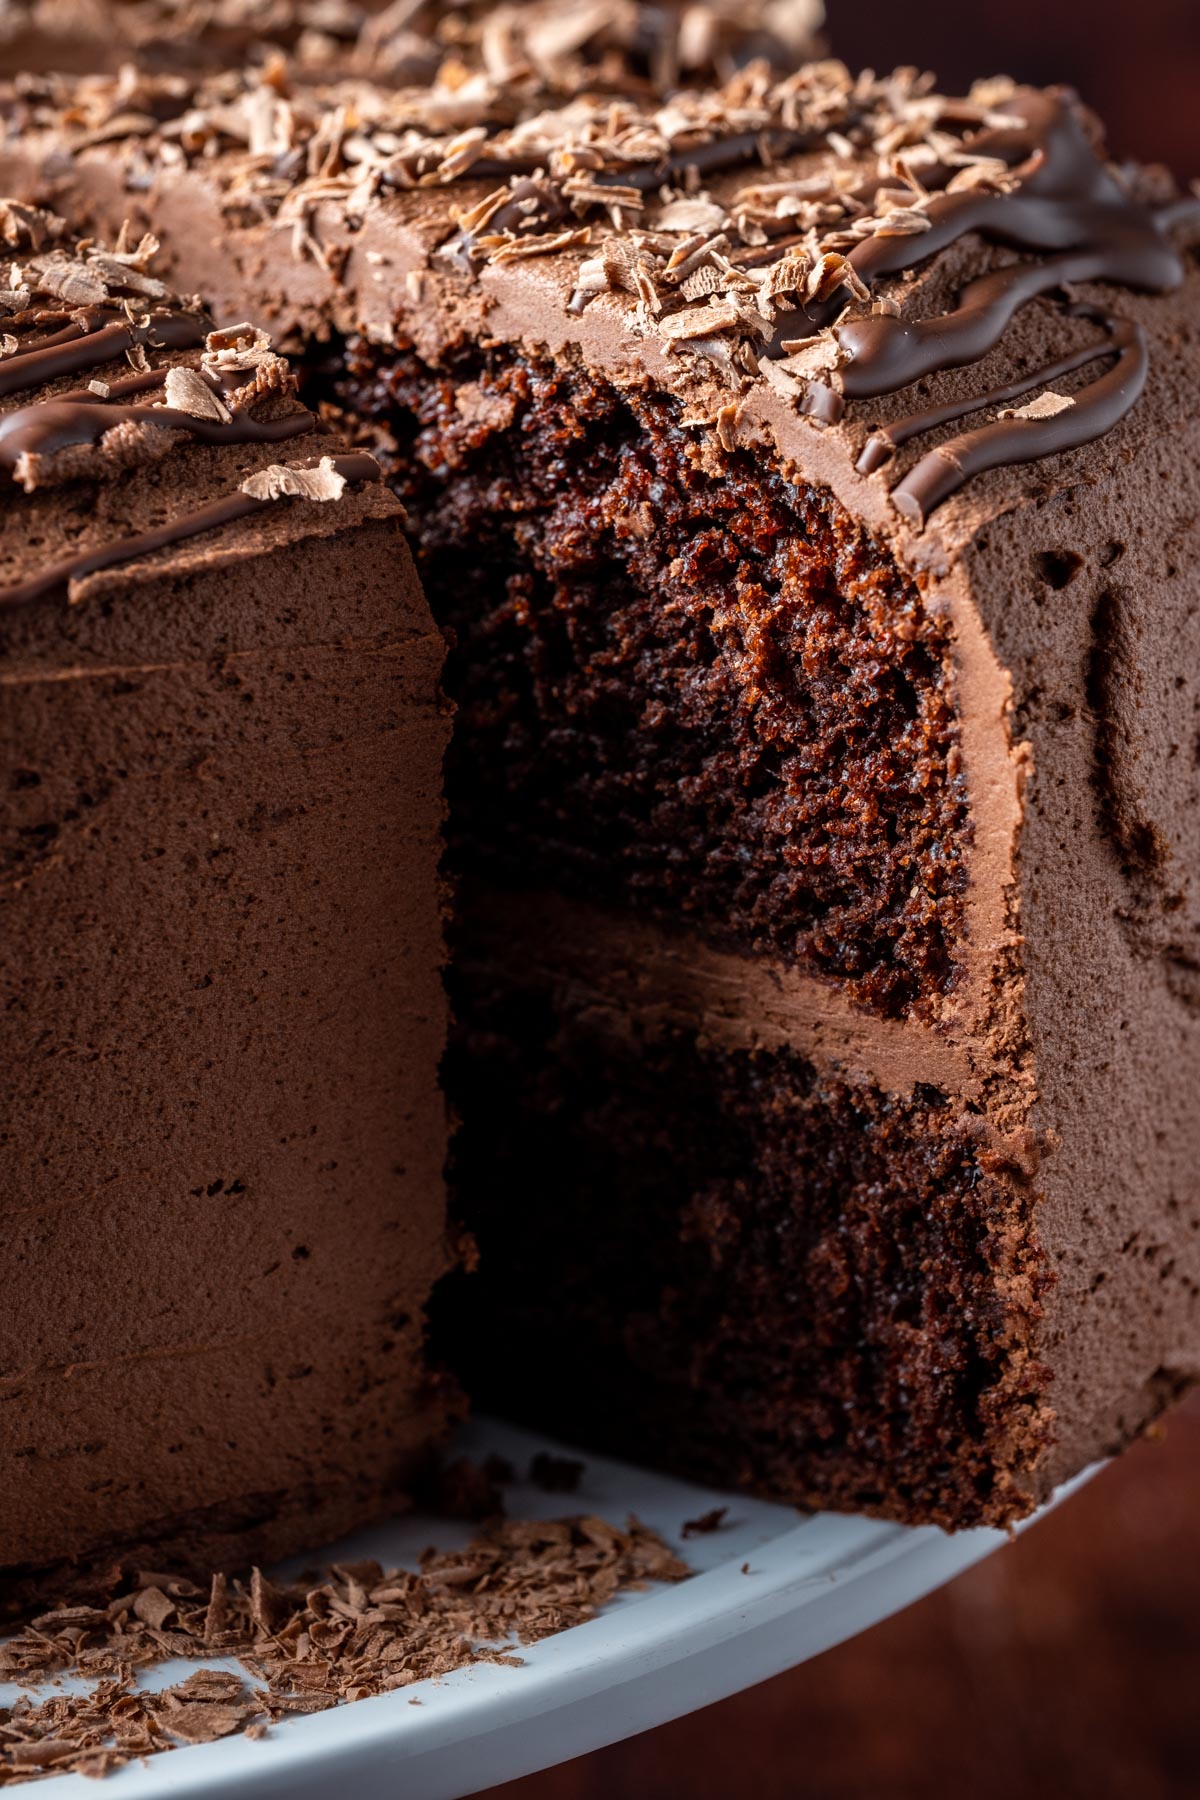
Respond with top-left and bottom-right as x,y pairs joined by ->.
0,208 -> 454,1601
3,53 -> 1200,1532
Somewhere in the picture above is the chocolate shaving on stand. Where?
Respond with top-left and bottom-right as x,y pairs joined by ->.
0,1516 -> 688,1786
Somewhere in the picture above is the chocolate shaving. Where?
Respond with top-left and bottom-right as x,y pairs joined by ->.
240,454 -> 348,502
681,1506 -> 730,1538
86,254 -> 168,299
659,297 -> 745,343
0,199 -> 66,252
22,252 -> 107,308
201,322 -> 274,371
130,1586 -> 175,1630
997,389 -> 1075,420
0,1515 -> 688,1786
161,363 -> 232,422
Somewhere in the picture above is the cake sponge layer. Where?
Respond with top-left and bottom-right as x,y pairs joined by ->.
439,937 -> 1049,1530
327,341 -> 969,1020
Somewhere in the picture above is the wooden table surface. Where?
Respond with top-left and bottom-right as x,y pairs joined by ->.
486,1394 -> 1200,1800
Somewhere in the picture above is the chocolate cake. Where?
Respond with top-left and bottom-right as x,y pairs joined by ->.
0,207 -> 454,1600
2,48 -> 1199,1541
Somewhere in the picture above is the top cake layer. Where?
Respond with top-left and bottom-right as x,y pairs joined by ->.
2,57 -> 1196,544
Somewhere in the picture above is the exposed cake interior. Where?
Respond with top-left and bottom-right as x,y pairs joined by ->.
312,336 -> 1053,1527
329,341 -> 970,1019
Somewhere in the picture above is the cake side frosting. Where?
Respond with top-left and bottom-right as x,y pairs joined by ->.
0,206 -> 455,1598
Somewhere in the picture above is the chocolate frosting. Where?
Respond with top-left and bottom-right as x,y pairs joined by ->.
0,450 -> 384,609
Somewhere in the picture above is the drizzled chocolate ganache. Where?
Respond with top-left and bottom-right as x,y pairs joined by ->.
0,50 -> 1198,1569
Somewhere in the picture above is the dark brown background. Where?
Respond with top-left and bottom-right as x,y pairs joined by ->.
489,4 -> 1200,1796
825,0 -> 1200,175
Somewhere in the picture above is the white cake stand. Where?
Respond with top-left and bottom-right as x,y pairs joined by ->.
7,1420 -> 1091,1799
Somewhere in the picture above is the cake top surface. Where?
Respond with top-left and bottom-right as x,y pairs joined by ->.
0,198 -> 397,618
3,57 -> 1198,542
0,0 -> 824,86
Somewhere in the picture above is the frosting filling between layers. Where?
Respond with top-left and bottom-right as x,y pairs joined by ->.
458,882 -> 980,1100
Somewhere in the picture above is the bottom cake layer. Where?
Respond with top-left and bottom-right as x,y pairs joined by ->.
438,933 -> 1053,1530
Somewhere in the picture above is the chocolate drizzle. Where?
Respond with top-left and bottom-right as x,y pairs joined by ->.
0,452 -> 382,610
891,319 -> 1147,523
0,306 -> 207,399
443,86 -> 1199,521
0,392 -> 314,471
855,309 -> 1137,476
761,89 -> 1198,518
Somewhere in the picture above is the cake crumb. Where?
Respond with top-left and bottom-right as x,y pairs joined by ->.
420,1453 -> 507,1520
681,1507 -> 729,1539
